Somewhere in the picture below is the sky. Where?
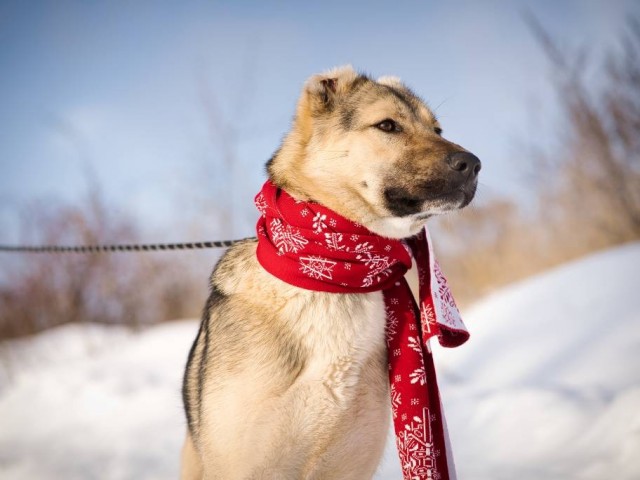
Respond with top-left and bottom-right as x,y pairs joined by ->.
0,0 -> 635,243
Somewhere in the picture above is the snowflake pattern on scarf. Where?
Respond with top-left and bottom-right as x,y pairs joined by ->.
396,407 -> 439,480
255,193 -> 268,217
420,303 -> 436,335
270,219 -> 308,255
385,307 -> 399,346
312,212 -> 327,233
299,256 -> 336,280
324,232 -> 346,251
391,383 -> 402,419
432,261 -> 465,332
357,251 -> 393,287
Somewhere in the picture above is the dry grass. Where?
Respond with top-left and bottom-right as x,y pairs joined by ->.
0,190 -> 213,339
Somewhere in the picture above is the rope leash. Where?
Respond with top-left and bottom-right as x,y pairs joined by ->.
0,238 -> 255,254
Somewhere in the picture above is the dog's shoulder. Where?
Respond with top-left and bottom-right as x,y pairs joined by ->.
211,238 -> 305,309
211,238 -> 259,294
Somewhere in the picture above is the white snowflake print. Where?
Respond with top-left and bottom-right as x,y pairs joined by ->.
300,208 -> 310,217
409,367 -> 426,386
350,234 -> 359,242
407,336 -> 422,354
420,303 -> 436,334
357,251 -> 393,287
384,244 -> 392,252
329,218 -> 337,227
385,310 -> 399,345
411,398 -> 420,406
255,193 -> 268,217
324,232 -> 346,251
270,219 -> 308,255
396,407 -> 438,480
299,256 -> 336,280
312,213 -> 327,233
390,384 -> 402,419
353,242 -> 373,253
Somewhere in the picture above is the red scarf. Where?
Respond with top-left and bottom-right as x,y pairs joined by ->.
255,180 -> 469,480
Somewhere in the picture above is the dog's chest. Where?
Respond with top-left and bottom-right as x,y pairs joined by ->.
285,289 -> 387,387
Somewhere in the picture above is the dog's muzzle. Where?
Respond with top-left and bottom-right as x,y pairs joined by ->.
384,152 -> 481,217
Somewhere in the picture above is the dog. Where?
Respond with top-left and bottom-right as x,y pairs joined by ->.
180,65 -> 480,479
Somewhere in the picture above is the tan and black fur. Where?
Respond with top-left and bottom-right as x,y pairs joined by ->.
181,66 -> 480,479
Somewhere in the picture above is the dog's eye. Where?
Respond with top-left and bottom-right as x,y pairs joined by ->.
434,127 -> 443,136
375,119 -> 401,133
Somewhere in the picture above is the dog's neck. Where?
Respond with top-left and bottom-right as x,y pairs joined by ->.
266,132 -> 347,212
267,128 -> 313,200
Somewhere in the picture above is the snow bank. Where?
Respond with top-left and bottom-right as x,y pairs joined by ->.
433,242 -> 640,480
0,322 -> 196,480
0,243 -> 638,479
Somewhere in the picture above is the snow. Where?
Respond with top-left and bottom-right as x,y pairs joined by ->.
1,243 -> 639,479
432,242 -> 640,480
0,322 -> 193,480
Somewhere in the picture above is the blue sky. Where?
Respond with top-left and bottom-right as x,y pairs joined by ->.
0,0 -> 635,242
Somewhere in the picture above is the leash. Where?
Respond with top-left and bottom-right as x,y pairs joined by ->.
0,238 -> 254,254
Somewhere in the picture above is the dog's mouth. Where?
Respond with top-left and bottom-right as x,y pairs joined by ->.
384,184 -> 476,218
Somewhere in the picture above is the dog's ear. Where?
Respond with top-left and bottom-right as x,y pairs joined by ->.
377,75 -> 405,89
300,65 -> 359,115
292,65 -> 359,142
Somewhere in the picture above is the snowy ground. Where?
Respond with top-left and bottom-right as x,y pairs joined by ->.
1,243 -> 639,479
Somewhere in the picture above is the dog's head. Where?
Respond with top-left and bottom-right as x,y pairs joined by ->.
268,65 -> 481,239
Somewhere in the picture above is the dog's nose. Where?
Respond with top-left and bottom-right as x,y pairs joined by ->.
446,152 -> 481,177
